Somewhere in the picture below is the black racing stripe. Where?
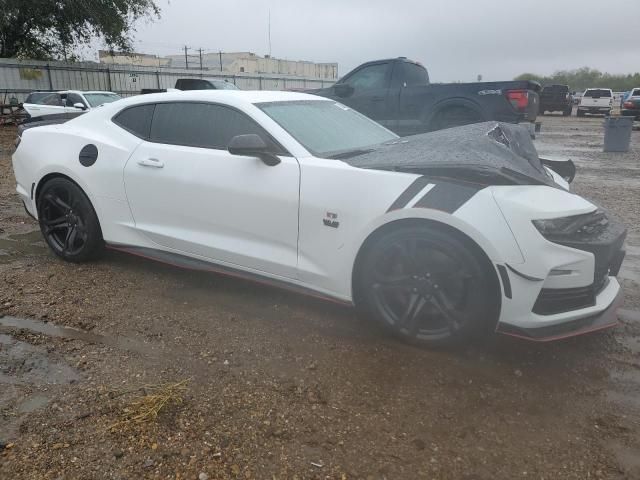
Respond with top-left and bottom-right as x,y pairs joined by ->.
386,176 -> 431,212
413,182 -> 482,213
496,265 -> 512,299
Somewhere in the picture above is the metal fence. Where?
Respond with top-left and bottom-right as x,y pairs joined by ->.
0,58 -> 333,103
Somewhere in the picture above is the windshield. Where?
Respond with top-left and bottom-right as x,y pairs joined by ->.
584,89 -> 611,98
257,100 -> 397,157
83,93 -> 121,107
632,89 -> 640,97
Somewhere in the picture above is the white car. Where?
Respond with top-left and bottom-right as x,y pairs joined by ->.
23,90 -> 121,118
577,88 -> 614,117
12,91 -> 627,346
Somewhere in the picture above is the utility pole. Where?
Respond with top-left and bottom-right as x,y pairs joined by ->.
219,51 -> 223,72
184,46 -> 189,70
198,48 -> 203,70
268,9 -> 272,57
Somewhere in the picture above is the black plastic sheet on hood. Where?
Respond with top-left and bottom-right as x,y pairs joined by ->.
344,122 -> 556,187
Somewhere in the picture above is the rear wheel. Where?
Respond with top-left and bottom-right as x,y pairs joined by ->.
563,106 -> 572,116
430,106 -> 483,131
356,225 -> 496,347
37,178 -> 104,262
577,109 -> 585,117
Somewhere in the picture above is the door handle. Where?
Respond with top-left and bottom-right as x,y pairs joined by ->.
137,158 -> 164,168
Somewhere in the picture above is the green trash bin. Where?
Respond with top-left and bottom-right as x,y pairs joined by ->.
603,116 -> 634,152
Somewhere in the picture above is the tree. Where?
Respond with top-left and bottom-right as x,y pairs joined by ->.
0,0 -> 160,60
515,67 -> 640,92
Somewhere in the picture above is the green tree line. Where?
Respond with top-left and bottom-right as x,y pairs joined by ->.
515,67 -> 640,93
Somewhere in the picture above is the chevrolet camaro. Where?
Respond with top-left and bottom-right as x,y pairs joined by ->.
12,91 -> 627,347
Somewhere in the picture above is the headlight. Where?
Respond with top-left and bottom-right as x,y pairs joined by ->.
533,210 -> 607,237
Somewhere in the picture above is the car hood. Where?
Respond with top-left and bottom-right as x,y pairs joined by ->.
344,121 -> 557,187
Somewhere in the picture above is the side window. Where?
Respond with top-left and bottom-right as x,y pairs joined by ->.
150,102 -> 277,151
344,63 -> 388,89
113,104 -> 155,138
41,93 -> 63,106
66,93 -> 86,108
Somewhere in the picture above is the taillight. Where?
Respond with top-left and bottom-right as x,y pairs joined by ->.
506,89 -> 529,110
624,101 -> 634,109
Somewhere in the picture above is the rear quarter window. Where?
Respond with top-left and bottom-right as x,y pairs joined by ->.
112,104 -> 155,138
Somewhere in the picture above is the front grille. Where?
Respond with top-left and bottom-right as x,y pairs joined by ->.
533,286 -> 596,315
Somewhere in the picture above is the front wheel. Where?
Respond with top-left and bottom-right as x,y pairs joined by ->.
37,178 -> 104,262
356,225 -> 497,347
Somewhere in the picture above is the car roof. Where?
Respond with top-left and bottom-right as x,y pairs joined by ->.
115,90 -> 332,108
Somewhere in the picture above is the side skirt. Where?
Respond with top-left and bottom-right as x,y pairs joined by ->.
106,244 -> 352,307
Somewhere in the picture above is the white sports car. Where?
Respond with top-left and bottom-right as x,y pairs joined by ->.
12,91 -> 626,346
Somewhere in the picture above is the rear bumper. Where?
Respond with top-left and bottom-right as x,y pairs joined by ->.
578,106 -> 611,113
496,285 -> 623,341
540,103 -> 571,111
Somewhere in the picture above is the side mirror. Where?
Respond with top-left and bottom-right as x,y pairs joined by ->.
334,83 -> 354,98
228,134 -> 281,166
73,102 -> 87,110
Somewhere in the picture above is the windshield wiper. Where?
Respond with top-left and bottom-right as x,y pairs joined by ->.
327,148 -> 375,160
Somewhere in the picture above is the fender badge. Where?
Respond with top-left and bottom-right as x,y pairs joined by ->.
323,212 -> 339,229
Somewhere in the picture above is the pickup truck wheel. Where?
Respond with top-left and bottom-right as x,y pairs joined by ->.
577,110 -> 585,117
430,106 -> 483,131
356,225 -> 495,347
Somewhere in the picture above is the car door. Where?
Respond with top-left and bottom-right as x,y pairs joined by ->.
24,92 -> 66,117
122,101 -> 301,279
334,62 -> 393,126
394,62 -> 434,136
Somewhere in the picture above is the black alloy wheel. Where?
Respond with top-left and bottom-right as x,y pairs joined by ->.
358,226 -> 495,347
37,178 -> 103,262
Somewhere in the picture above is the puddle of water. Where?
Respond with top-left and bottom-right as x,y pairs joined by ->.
0,333 -> 80,385
0,231 -> 47,264
0,316 -> 154,357
604,440 -> 640,477
17,394 -> 49,413
619,309 -> 640,323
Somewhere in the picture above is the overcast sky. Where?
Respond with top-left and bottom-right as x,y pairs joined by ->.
128,0 -> 639,82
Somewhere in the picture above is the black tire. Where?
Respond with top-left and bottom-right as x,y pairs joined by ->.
356,225 -> 497,348
563,107 -> 572,116
539,110 -> 545,116
577,110 -> 585,117
430,106 -> 483,131
37,177 -> 104,262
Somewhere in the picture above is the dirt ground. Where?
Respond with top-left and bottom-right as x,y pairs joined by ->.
0,114 -> 639,480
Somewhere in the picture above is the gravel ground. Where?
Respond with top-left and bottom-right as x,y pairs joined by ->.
0,114 -> 639,479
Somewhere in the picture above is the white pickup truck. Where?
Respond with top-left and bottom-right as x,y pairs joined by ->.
23,90 -> 121,118
577,88 -> 613,117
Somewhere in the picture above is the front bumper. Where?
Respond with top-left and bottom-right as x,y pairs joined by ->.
496,285 -> 623,341
491,187 -> 627,341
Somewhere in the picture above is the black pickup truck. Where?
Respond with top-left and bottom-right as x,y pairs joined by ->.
307,57 -> 540,136
539,84 -> 573,116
